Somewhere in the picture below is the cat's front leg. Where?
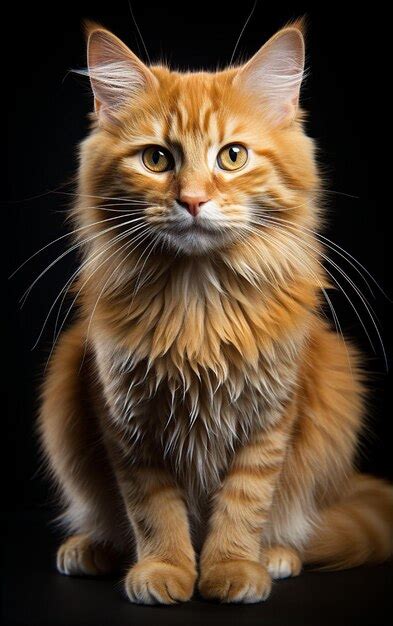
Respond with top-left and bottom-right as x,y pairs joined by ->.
114,459 -> 197,605
199,410 -> 295,604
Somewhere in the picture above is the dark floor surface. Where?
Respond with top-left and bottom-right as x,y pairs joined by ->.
2,512 -> 393,626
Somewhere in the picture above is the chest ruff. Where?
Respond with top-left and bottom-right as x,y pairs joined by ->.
97,343 -> 300,492
90,259 -> 315,493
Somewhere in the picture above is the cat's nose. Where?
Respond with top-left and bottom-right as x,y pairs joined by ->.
177,193 -> 210,217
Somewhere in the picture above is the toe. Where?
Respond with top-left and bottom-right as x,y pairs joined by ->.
125,560 -> 196,605
56,535 -> 119,576
265,546 -> 302,579
199,560 -> 271,604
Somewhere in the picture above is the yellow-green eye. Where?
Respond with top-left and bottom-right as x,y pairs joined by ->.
217,144 -> 248,171
142,146 -> 174,173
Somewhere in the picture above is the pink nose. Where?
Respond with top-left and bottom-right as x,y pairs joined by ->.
177,193 -> 210,217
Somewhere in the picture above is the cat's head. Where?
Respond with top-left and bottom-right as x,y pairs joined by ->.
78,22 -> 318,258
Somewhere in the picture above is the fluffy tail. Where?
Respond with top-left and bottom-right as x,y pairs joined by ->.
304,474 -> 393,570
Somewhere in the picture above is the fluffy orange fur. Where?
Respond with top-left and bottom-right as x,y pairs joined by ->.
39,22 -> 393,604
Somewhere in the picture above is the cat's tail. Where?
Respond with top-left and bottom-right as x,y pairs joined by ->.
304,474 -> 393,570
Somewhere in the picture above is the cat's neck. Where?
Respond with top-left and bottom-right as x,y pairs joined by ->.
87,245 -> 320,375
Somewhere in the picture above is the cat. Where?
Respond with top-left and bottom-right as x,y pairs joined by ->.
39,21 -> 393,604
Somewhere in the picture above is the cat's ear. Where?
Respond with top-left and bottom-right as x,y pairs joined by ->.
234,26 -> 305,126
85,24 -> 158,123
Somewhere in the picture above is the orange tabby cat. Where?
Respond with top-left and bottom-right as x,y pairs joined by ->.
39,21 -> 393,604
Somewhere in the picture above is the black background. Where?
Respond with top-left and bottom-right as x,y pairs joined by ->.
4,2 -> 392,622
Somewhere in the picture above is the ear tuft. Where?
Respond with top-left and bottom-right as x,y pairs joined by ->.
235,26 -> 305,126
83,19 -> 104,40
83,27 -> 157,124
284,16 -> 307,36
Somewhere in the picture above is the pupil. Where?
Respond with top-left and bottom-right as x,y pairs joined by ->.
229,147 -> 239,162
152,150 -> 162,165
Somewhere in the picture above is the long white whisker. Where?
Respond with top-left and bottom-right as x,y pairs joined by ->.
229,1 -> 257,67
33,222 -> 148,350
9,211 -> 139,278
322,286 -> 354,379
239,223 -> 356,376
128,233 -> 162,307
255,212 -> 389,299
240,222 -> 321,286
127,0 -> 151,65
79,229 -> 154,369
19,216 -> 145,305
45,227 -> 152,370
247,220 -> 387,368
54,190 -> 147,204
255,217 -> 382,332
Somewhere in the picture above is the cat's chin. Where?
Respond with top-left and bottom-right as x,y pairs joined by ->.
159,226 -> 232,256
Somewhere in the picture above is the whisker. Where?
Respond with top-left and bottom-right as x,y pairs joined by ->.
19,216 -> 145,306
240,222 -> 321,286
235,230 -> 282,292
255,215 -> 387,366
238,223 -> 354,371
48,226 -> 152,364
257,218 -> 378,316
79,229 -> 154,370
319,188 -> 359,200
239,223 -> 358,376
34,222 -> 148,350
321,286 -> 354,379
229,1 -> 257,67
53,190 -> 148,204
127,0 -> 151,65
252,213 -> 377,296
254,212 -> 389,300
272,223 -> 387,368
246,220 -> 387,369
251,197 -> 313,214
82,205 -> 146,213
7,178 -> 77,204
129,233 -> 162,306
9,211 -> 139,278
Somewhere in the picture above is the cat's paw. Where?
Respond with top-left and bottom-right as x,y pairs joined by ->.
56,534 -> 120,576
264,545 -> 302,579
125,559 -> 197,604
199,560 -> 271,604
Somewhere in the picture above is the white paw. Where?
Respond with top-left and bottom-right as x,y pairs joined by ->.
265,546 -> 302,580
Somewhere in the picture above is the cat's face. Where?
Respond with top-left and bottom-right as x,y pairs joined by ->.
117,70 -> 268,255
80,24 -> 318,259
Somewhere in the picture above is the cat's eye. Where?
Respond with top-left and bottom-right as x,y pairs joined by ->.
142,146 -> 174,173
217,144 -> 248,171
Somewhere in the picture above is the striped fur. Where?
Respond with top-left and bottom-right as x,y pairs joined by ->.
39,23 -> 393,605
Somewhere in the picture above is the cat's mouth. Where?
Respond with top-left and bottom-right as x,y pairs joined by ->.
145,205 -> 240,253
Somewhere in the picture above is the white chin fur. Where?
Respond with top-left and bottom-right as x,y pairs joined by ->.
154,201 -> 238,255
161,229 -> 230,255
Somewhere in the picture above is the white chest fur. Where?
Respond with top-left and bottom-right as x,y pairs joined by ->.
94,336 -> 299,495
